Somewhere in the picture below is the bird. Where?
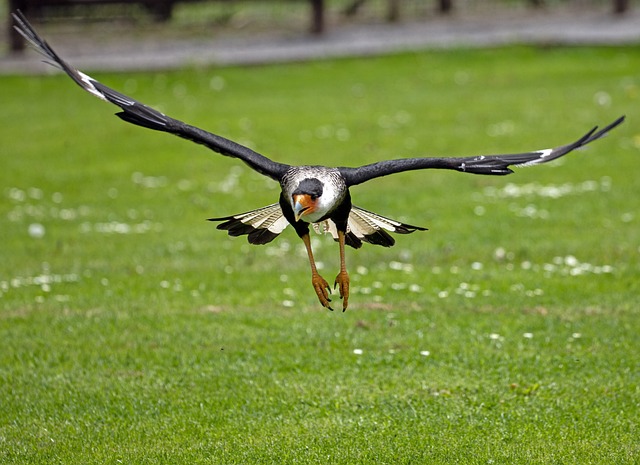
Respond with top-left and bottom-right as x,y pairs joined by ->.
12,11 -> 624,311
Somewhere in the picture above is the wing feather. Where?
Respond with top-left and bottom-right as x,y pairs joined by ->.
12,11 -> 289,181
339,116 -> 624,186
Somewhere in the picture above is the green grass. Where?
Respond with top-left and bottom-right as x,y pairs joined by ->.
1,46 -> 639,463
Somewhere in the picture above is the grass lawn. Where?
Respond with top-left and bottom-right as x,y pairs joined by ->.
1,46 -> 638,463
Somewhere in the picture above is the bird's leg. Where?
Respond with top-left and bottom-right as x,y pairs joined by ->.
334,230 -> 350,311
301,233 -> 333,310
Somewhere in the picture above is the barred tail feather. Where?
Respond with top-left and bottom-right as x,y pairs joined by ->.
208,203 -> 289,245
313,206 -> 427,249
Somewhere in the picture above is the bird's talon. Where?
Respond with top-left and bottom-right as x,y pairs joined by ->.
334,270 -> 350,311
311,273 -> 334,309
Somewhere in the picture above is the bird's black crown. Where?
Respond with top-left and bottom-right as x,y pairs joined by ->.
293,178 -> 324,199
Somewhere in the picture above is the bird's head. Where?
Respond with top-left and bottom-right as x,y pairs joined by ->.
292,178 -> 324,222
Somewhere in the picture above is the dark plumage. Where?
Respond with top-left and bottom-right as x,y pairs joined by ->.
13,11 -> 625,311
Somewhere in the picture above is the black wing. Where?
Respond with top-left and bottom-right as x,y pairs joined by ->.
339,116 -> 624,187
12,11 -> 290,181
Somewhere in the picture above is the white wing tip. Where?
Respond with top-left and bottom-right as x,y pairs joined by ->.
77,71 -> 107,101
538,148 -> 554,159
516,148 -> 554,167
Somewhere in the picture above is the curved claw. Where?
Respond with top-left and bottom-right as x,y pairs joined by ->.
312,273 -> 333,311
334,270 -> 350,312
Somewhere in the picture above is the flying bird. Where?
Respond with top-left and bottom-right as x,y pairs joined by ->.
13,11 -> 624,311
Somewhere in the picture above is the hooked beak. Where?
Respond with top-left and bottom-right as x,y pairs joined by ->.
293,194 -> 313,222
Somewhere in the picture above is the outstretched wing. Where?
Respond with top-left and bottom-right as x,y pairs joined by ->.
209,203 -> 290,245
12,11 -> 289,181
313,205 -> 427,249
339,116 -> 625,187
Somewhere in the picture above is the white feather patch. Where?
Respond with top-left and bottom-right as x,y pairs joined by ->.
77,71 -> 108,102
517,148 -> 554,167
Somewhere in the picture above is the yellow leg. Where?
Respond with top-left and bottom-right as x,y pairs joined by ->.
334,230 -> 350,311
301,233 -> 332,310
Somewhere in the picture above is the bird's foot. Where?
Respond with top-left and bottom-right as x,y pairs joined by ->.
334,270 -> 350,312
311,273 -> 333,311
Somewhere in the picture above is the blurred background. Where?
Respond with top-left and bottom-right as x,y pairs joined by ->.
2,0 -> 638,72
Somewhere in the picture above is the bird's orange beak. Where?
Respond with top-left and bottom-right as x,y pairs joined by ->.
293,194 -> 315,222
